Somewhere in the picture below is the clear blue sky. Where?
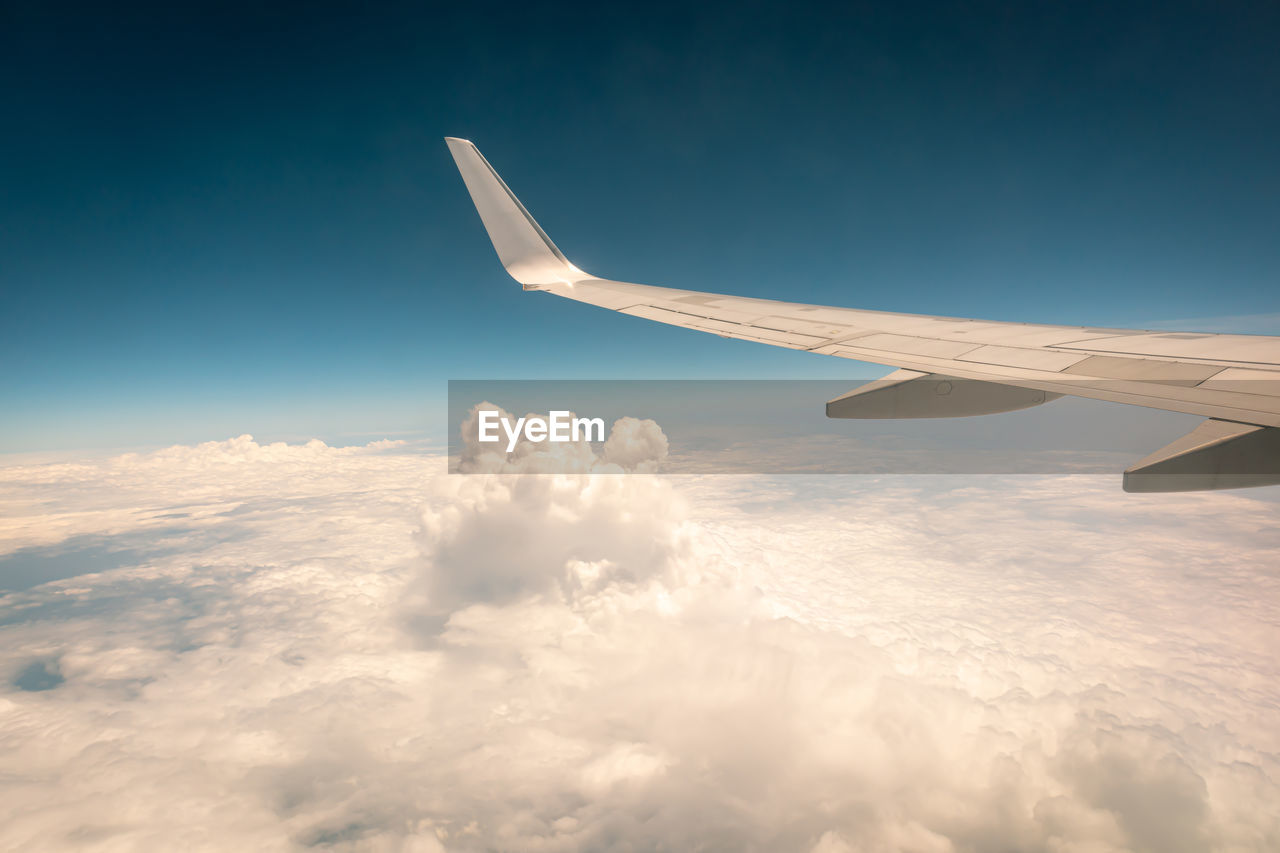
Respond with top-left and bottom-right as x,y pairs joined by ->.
3,1 -> 1279,450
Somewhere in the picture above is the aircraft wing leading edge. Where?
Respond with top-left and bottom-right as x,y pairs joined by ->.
445,137 -> 1280,492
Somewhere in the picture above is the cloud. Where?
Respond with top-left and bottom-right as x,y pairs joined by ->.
406,471 -> 689,636
0,437 -> 1277,851
600,415 -> 668,472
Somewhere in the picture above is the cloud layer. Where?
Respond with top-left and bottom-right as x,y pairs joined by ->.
1,436 -> 1278,851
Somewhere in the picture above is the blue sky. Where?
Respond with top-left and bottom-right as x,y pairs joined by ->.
3,1 -> 1279,451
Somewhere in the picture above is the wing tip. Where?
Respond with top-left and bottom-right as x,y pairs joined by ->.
444,135 -> 582,285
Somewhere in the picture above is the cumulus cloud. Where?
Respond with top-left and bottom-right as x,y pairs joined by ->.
0,437 -> 1278,851
406,473 -> 689,636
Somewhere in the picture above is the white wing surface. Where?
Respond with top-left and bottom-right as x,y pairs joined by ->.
445,137 -> 1280,491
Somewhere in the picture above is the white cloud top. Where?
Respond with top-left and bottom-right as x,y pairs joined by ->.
0,436 -> 1277,851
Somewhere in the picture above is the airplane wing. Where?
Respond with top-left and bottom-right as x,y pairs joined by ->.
445,137 -> 1280,492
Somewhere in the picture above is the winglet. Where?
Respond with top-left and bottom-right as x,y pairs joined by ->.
445,138 -> 584,288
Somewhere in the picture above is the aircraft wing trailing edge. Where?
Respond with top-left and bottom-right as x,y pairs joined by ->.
445,137 -> 1280,492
